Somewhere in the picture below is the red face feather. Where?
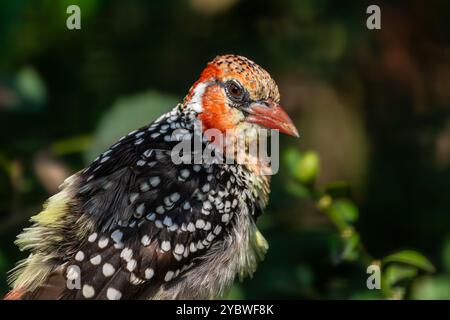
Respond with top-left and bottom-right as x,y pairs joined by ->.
183,63 -> 220,105
199,82 -> 247,133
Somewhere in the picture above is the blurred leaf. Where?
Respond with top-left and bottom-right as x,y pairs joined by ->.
283,148 -> 319,184
384,264 -> 418,287
52,135 -> 92,155
286,181 -> 312,199
383,250 -> 435,273
317,194 -> 332,210
84,91 -> 178,163
295,151 -> 320,184
327,199 -> 359,228
340,233 -> 360,262
16,66 -> 46,106
411,276 -> 450,300
328,232 -> 360,264
328,233 -> 343,265
284,148 -> 302,175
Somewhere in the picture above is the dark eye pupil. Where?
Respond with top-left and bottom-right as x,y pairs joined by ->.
229,83 -> 242,97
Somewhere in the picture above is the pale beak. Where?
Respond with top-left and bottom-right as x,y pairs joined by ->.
245,99 -> 299,137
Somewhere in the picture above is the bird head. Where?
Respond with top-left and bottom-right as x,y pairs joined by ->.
184,54 -> 299,138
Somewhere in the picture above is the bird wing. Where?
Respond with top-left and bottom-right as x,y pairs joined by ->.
10,109 -> 239,299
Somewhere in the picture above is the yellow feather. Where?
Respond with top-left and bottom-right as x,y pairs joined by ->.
9,253 -> 53,291
10,174 -> 78,291
30,189 -> 70,226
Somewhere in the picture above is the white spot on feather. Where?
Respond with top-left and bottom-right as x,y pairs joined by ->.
129,193 -> 139,203
174,244 -> 184,255
102,263 -> 115,277
111,230 -> 123,243
163,216 -> 173,227
140,182 -> 150,192
156,206 -> 165,214
183,201 -> 191,210
120,247 -> 133,262
149,176 -> 160,187
187,222 -> 195,232
75,251 -> 85,261
136,160 -> 146,166
88,233 -> 97,242
170,192 -> 180,202
82,285 -> 95,298
100,156 -> 110,163
161,240 -> 171,252
145,268 -> 154,279
221,213 -> 230,223
136,203 -> 145,216
98,237 -> 109,249
141,235 -> 151,246
164,271 -> 174,282
90,254 -> 101,265
106,288 -> 122,300
126,259 -> 137,272
195,219 -> 205,229
213,225 -> 222,235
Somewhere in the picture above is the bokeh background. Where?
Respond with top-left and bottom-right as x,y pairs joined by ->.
1,0 -> 450,299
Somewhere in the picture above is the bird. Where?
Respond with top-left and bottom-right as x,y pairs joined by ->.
6,54 -> 299,300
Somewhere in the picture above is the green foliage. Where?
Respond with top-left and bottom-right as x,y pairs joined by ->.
383,251 -> 435,273
15,67 -> 47,108
84,91 -> 178,162
294,151 -> 320,184
411,276 -> 450,300
327,199 -> 359,228
284,148 -> 435,299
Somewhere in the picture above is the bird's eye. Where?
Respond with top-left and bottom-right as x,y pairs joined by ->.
226,81 -> 245,101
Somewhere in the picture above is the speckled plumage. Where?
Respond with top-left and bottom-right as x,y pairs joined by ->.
7,55 -> 297,300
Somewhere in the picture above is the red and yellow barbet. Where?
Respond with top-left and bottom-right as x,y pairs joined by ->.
6,55 -> 298,300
